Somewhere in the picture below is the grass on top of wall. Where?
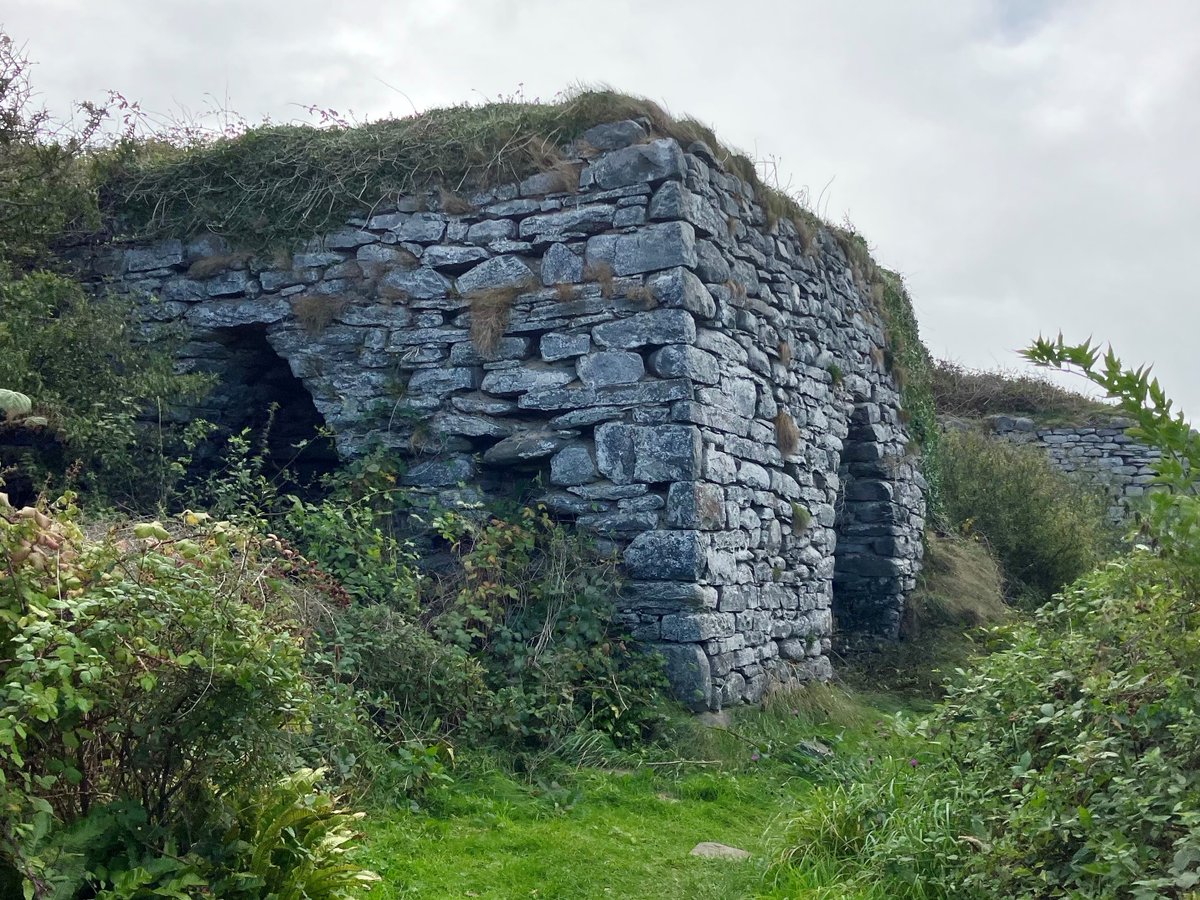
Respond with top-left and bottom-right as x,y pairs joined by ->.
97,87 -> 825,254
931,359 -> 1117,424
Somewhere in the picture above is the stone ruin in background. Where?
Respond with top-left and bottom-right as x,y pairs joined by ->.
76,117 -> 927,710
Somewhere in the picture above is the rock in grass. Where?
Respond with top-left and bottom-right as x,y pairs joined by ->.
689,842 -> 751,860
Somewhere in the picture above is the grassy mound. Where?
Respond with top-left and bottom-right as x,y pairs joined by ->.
932,359 -> 1115,424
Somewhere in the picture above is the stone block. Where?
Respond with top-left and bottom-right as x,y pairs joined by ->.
577,351 -> 645,387
666,481 -> 726,529
592,309 -> 697,349
584,139 -> 686,190
541,242 -> 585,285
457,256 -> 535,294
540,332 -> 591,361
595,423 -> 702,484
649,345 -> 719,384
651,643 -> 711,711
624,530 -> 705,581
550,446 -> 598,486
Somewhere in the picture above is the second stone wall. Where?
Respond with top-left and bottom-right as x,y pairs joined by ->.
981,414 -> 1158,520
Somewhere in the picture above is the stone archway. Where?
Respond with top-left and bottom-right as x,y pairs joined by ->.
196,324 -> 338,490
832,402 -> 913,640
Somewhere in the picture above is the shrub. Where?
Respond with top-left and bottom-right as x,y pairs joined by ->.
0,497 -> 375,896
0,269 -> 210,505
938,428 -> 1110,603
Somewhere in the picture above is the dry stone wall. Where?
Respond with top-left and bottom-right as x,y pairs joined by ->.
82,117 -> 927,710
983,415 -> 1159,521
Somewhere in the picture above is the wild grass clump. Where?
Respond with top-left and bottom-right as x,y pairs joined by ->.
940,429 -> 1112,604
292,292 -> 347,334
775,410 -> 800,455
467,285 -> 520,357
583,260 -> 615,298
932,359 -> 1114,422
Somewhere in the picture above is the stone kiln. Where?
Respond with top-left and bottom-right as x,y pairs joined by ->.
86,117 -> 927,709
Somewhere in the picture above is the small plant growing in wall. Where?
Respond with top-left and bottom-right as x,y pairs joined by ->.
827,363 -> 845,387
468,285 -> 523,357
583,261 -> 616,299
778,340 -> 793,367
292,293 -> 347,335
438,187 -> 475,215
775,409 -> 800,456
623,282 -> 658,309
791,501 -> 812,535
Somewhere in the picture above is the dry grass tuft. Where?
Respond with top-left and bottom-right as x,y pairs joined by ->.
553,282 -> 578,302
774,410 -> 800,456
292,293 -> 347,334
186,252 -> 252,278
778,340 -> 793,367
869,345 -> 886,372
438,187 -> 475,215
724,278 -> 747,300
623,283 -> 658,308
583,261 -> 615,299
468,286 -> 521,357
546,158 -> 582,193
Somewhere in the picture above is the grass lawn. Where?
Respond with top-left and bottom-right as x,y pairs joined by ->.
358,686 -> 916,899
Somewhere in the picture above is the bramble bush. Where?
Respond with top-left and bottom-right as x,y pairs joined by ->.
283,464 -> 668,763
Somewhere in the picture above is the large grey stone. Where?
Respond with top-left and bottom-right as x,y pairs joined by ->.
661,612 -> 735,642
520,205 -> 614,239
184,297 -> 289,328
648,181 -> 725,237
646,267 -> 717,318
406,367 -> 480,396
579,119 -> 648,151
540,332 -> 591,361
624,530 -> 705,581
422,245 -> 490,271
593,309 -> 696,349
466,219 -> 516,245
584,139 -> 686,190
649,345 -> 720,384
400,456 -> 474,487
457,256 -> 535,294
595,423 -> 702,484
396,213 -> 446,243
518,379 -> 691,411
482,431 -> 568,465
666,481 -> 726,529
550,446 -> 598,486
588,221 -> 698,276
540,243 -> 585,286
651,643 -> 711,711
125,240 -> 183,272
481,365 -> 576,396
380,267 -> 451,300
577,351 -> 645,387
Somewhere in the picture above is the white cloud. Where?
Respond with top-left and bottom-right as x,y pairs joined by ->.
6,0 -> 1198,412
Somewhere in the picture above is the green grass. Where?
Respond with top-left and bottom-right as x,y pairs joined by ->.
356,685 -> 913,899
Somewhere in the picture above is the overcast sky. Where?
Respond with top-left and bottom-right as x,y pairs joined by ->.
7,0 -> 1198,415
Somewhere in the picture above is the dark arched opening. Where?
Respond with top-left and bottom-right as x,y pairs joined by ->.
832,403 -> 907,640
195,324 -> 338,493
